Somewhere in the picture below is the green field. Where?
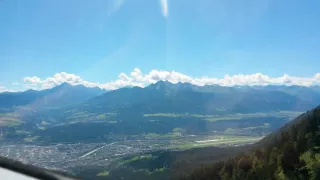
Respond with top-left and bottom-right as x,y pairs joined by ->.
23,136 -> 40,142
118,154 -> 153,167
15,130 -> 31,135
0,113 -> 23,127
143,111 -> 302,122
96,171 -> 109,176
173,136 -> 263,150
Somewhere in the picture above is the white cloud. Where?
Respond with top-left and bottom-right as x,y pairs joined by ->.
21,68 -> 320,91
160,0 -> 168,17
24,76 -> 41,84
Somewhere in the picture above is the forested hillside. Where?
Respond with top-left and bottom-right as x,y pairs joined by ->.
183,106 -> 320,180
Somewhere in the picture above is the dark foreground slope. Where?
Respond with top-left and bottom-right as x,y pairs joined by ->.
183,106 -> 320,180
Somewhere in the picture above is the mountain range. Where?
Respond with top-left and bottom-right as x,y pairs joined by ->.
85,81 -> 316,114
2,81 -> 319,114
1,81 -> 320,143
1,81 -> 320,114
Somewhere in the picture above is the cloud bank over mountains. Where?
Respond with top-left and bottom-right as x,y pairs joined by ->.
20,68 -> 320,91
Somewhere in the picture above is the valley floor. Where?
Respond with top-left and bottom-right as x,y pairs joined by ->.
0,134 -> 262,176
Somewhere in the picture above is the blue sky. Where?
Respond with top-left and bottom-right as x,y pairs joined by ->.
1,0 -> 320,91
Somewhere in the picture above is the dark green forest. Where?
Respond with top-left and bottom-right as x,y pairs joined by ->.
182,106 -> 320,180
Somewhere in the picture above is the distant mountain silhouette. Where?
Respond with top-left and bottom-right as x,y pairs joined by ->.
0,83 -> 105,110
